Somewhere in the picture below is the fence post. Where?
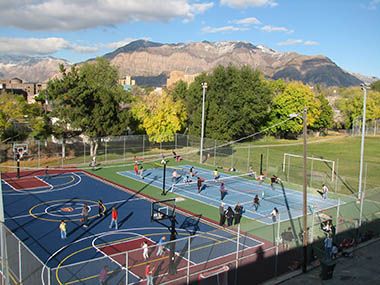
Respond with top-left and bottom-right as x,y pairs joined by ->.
83,140 -> 86,165
336,199 -> 341,235
105,140 -> 107,163
175,133 -> 177,150
310,155 -> 314,188
247,145 -> 251,172
142,135 -> 145,158
18,240 -> 22,284
123,136 -> 126,161
125,251 -> 129,285
187,236 -> 191,284
213,140 -> 217,166
37,140 -> 41,168
334,158 -> 339,193
266,148 -> 269,174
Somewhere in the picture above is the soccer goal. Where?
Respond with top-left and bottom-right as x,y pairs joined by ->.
282,153 -> 335,184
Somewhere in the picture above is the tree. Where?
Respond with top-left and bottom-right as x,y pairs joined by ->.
311,93 -> 334,134
371,80 -> 380,92
268,82 -> 321,137
0,93 -> 29,142
336,87 -> 380,129
131,90 -> 187,143
44,58 -> 132,158
186,66 -> 272,141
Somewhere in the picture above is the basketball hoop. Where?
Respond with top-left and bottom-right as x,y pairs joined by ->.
13,143 -> 28,160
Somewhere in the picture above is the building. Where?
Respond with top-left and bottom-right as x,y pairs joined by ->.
166,71 -> 199,88
118,75 -> 136,91
0,78 -> 47,103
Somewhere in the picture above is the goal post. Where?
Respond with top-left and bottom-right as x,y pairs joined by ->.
282,153 -> 335,182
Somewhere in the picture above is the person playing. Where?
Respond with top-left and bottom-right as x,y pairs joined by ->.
156,236 -> 166,256
271,207 -> 279,223
213,169 -> 220,181
99,265 -> 109,285
234,202 -> 244,225
145,263 -> 154,285
172,170 -> 179,183
59,220 -> 67,239
109,207 -> 118,230
248,166 -> 256,178
82,203 -> 89,227
134,161 -> 139,175
189,166 -> 195,177
253,194 -> 260,211
270,175 -> 279,190
98,200 -> 106,217
197,176 -> 203,193
226,206 -> 235,226
219,203 -> 226,226
91,156 -> 97,170
142,241 -> 149,260
220,182 -> 227,200
139,165 -> 144,179
183,175 -> 191,185
257,173 -> 265,185
322,184 -> 329,199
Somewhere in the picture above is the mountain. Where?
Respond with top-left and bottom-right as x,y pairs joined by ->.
0,55 -> 69,82
104,40 -> 362,87
0,40 -> 367,87
349,72 -> 378,85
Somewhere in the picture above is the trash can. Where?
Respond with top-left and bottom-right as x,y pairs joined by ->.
320,260 -> 336,280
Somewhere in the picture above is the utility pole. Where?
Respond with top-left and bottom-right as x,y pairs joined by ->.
200,82 -> 207,164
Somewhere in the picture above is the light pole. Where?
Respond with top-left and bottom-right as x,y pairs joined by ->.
200,82 -> 207,164
358,84 -> 370,225
302,107 -> 308,272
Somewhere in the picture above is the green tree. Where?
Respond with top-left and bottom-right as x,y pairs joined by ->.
371,80 -> 380,92
312,93 -> 334,133
131,90 -> 187,143
269,82 -> 321,137
186,66 -> 272,141
44,58 -> 132,158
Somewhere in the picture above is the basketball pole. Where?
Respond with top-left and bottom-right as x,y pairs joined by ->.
0,172 -> 10,284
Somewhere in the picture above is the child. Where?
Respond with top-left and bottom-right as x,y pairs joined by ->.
142,241 -> 149,260
109,207 -> 118,230
59,220 -> 67,239
213,169 -> 220,181
253,195 -> 260,211
134,162 -> 139,175
197,176 -> 203,193
220,182 -> 227,200
98,200 -> 106,217
139,165 -> 144,179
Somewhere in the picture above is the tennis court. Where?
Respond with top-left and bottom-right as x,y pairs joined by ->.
118,165 -> 342,225
1,169 -> 265,285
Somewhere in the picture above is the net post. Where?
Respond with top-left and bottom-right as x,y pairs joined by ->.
18,240 -> 22,284
187,236 -> 191,284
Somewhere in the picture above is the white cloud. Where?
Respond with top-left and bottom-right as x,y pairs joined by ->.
202,25 -> 249,33
261,25 -> 294,33
368,0 -> 380,10
304,40 -> 319,46
0,0 -> 208,31
232,17 -> 261,25
220,0 -> 277,8
0,37 -> 102,55
277,39 -> 319,46
191,2 -> 214,13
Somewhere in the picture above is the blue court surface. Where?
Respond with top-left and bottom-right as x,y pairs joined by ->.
1,171 -> 262,285
118,165 -> 342,225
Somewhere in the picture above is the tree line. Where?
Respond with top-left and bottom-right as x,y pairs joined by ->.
1,58 -> 379,157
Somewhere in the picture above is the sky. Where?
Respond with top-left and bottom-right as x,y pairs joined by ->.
0,0 -> 379,77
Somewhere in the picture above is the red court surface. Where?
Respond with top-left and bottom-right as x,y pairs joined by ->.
3,176 -> 50,190
99,237 -> 191,282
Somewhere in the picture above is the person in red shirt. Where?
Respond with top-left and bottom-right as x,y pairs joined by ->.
145,263 -> 154,285
134,162 -> 139,175
109,207 -> 118,230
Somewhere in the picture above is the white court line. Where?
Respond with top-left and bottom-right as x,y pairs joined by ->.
34,175 -> 53,188
6,197 -> 145,220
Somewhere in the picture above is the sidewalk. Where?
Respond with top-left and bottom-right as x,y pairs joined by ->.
277,238 -> 380,285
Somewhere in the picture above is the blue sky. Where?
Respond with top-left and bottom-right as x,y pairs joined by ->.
0,0 -> 379,77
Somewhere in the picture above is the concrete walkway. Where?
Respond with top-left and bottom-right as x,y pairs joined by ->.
274,238 -> 380,285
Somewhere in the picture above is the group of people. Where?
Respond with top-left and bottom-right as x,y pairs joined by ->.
219,202 -> 244,226
59,201 -> 119,240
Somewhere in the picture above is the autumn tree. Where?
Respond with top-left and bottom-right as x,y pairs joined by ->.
131,90 -> 187,143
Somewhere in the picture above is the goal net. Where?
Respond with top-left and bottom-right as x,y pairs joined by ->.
282,153 -> 335,187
